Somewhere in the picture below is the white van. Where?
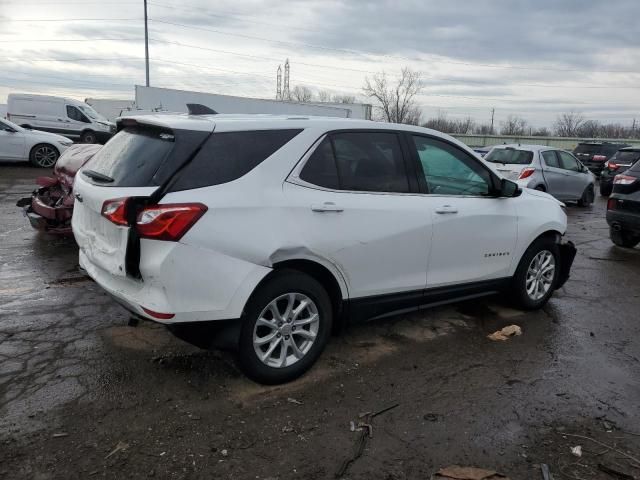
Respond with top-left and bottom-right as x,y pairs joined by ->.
7,94 -> 115,144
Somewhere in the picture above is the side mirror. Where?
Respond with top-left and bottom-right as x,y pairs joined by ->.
499,178 -> 521,198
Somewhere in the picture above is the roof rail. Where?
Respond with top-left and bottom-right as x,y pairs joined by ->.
186,103 -> 218,115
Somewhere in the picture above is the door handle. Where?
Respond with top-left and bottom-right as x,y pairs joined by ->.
311,202 -> 343,213
435,205 -> 458,214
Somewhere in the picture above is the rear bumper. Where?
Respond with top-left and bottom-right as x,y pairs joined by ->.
16,190 -> 74,235
78,243 -> 271,324
556,241 -> 576,290
606,210 -> 640,235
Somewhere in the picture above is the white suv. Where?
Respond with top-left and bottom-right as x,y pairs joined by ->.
72,114 -> 576,384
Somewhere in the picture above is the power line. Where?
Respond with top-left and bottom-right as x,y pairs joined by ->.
0,38 -> 142,43
1,18 -> 139,22
147,17 -> 640,75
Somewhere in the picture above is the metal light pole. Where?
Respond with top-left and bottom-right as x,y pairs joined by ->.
144,0 -> 150,86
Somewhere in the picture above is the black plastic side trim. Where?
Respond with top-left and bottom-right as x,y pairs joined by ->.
556,241 -> 576,290
347,278 -> 510,323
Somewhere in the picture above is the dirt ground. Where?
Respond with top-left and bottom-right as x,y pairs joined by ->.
1,164 -> 639,480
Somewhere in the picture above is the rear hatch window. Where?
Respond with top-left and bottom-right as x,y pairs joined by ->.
612,151 -> 640,165
82,126 -> 210,187
485,148 -> 533,165
169,129 -> 302,191
574,144 -> 602,155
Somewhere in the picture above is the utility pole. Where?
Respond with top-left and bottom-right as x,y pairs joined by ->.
283,59 -> 290,101
490,108 -> 495,134
144,0 -> 150,87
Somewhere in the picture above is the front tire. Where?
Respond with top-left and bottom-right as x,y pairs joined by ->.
510,237 -> 560,310
237,270 -> 333,384
29,143 -> 59,168
610,227 -> 640,248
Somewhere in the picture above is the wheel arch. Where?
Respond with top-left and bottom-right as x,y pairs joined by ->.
29,142 -> 60,163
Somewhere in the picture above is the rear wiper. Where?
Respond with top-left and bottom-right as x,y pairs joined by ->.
83,170 -> 114,183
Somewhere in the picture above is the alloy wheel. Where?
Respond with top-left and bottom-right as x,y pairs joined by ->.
33,146 -> 58,167
525,250 -> 556,300
253,293 -> 320,368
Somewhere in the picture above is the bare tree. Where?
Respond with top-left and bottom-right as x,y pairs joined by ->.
554,111 -> 585,137
362,67 -> 423,125
332,94 -> 356,104
500,115 -> 528,136
531,127 -> 550,136
475,124 -> 494,135
577,120 -> 601,138
290,85 -> 314,103
316,90 -> 332,102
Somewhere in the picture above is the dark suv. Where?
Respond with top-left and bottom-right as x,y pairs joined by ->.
606,159 -> 640,248
573,142 -> 630,176
599,147 -> 640,196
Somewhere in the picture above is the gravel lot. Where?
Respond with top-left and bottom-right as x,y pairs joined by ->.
1,164 -> 639,479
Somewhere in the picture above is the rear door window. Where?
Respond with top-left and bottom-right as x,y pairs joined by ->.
299,132 -> 410,193
485,148 -> 533,165
299,137 -> 339,189
542,151 -> 560,168
170,129 -> 302,191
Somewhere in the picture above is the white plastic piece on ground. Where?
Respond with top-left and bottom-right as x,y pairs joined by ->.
570,446 -> 582,457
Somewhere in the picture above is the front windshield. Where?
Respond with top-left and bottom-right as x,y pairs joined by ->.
0,118 -> 23,132
78,104 -> 107,122
485,148 -> 533,165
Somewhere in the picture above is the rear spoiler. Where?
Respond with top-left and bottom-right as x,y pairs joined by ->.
187,103 -> 218,115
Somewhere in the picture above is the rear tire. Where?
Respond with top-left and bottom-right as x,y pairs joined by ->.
29,143 -> 59,168
510,237 -> 560,310
599,184 -> 612,197
610,227 -> 640,248
237,270 -> 333,384
80,130 -> 96,144
577,184 -> 594,207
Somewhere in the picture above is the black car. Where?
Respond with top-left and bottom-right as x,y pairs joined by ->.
600,147 -> 640,196
573,142 -> 631,176
606,160 -> 640,248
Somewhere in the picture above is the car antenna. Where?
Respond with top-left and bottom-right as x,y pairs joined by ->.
186,103 -> 218,115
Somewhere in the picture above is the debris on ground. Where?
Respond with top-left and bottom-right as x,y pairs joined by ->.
287,397 -> 303,405
335,403 -> 399,478
52,433 -> 69,438
431,465 -> 509,479
105,441 -> 129,459
570,445 -> 582,457
487,325 -> 522,341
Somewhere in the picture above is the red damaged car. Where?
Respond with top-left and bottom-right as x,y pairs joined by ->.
17,144 -> 102,235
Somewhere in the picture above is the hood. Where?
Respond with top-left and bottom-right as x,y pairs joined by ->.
522,186 -> 565,207
54,144 -> 102,188
29,129 -> 70,143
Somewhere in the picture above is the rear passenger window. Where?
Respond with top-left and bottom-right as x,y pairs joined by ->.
300,132 -> 409,193
171,129 -> 302,191
299,138 -> 339,189
542,151 -> 560,168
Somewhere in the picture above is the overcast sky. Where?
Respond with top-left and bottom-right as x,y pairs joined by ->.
0,0 -> 638,127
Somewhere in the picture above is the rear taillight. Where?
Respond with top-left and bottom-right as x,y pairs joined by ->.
136,203 -> 207,241
101,197 -> 129,226
141,307 -> 175,320
607,198 -> 617,210
593,155 -> 607,162
518,167 -> 535,179
613,174 -> 637,185
607,161 -> 619,170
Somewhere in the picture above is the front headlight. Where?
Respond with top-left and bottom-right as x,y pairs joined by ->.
60,140 -> 74,146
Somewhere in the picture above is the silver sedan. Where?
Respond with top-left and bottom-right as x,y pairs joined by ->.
485,144 -> 596,206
